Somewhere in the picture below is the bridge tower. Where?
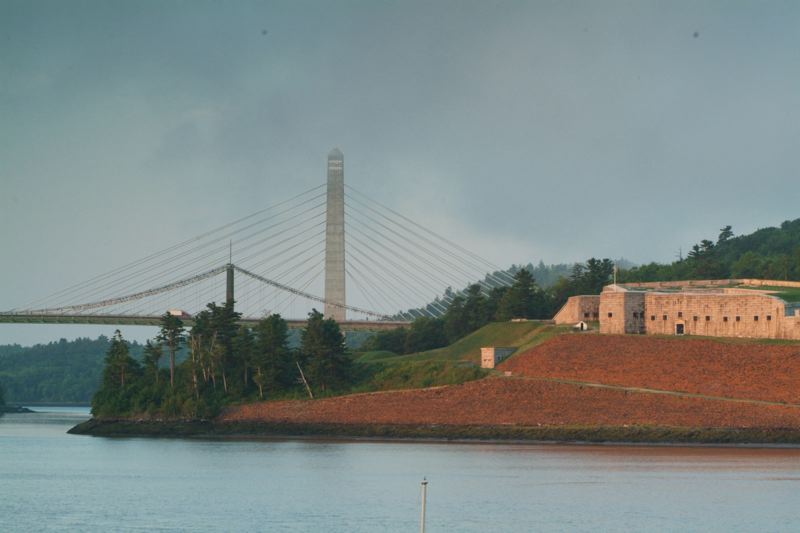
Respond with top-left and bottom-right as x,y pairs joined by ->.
226,262 -> 234,307
324,148 -> 346,321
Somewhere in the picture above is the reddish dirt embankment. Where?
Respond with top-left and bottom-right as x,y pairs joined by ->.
500,334 -> 800,404
222,378 -> 800,428
222,334 -> 800,430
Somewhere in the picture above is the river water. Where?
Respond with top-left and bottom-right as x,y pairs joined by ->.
1,407 -> 799,532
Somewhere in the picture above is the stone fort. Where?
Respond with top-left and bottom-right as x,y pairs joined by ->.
554,279 -> 800,340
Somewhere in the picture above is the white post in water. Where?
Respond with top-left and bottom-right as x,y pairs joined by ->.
420,478 -> 428,533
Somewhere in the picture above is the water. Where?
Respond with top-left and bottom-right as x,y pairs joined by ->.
1,407 -> 799,532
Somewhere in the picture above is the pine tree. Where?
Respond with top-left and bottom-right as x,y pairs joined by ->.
158,312 -> 185,388
301,309 -> 350,394
254,314 -> 292,399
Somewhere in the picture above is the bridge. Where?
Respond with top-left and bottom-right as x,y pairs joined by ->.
1,149 -> 515,331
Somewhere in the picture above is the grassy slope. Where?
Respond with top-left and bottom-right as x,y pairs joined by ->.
351,321 -> 568,392
729,283 -> 800,303
359,321 -> 562,365
745,285 -> 800,303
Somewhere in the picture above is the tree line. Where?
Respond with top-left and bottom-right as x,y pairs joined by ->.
0,336 -> 144,403
620,219 -> 800,283
364,263 -> 615,354
93,304 -> 351,419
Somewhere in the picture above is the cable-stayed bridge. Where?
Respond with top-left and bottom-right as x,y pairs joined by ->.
1,150 -> 516,331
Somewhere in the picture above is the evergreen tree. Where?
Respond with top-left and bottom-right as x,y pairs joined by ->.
443,295 -> 469,343
92,330 -> 141,417
103,330 -> 139,389
206,302 -> 242,394
142,340 -> 163,385
404,317 -> 447,353
232,325 -> 255,395
462,284 -> 488,331
497,269 -> 537,319
253,314 -> 292,399
158,312 -> 185,388
301,309 -> 350,393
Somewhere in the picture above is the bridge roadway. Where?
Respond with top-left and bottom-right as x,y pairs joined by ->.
0,313 -> 410,332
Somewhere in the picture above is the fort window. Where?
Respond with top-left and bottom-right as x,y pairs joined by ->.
705,316 -> 711,321
767,315 -> 772,321
693,316 -> 699,322
650,315 -> 656,321
754,316 -> 759,321
678,312 -> 683,318
663,315 -> 667,321
736,316 -> 741,322
723,316 -> 728,322
583,312 -> 589,319
608,312 -> 613,318
632,312 -> 638,318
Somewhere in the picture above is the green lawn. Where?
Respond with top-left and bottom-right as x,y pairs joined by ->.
743,285 -> 800,303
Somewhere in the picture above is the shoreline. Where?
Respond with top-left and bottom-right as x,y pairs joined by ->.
1,405 -> 35,414
68,418 -> 800,447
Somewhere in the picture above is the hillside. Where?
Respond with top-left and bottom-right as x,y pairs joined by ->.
362,320 -> 561,364
222,377 -> 800,430
621,218 -> 800,282
0,336 -> 143,403
352,321 -> 565,392
214,332 -> 800,443
500,334 -> 800,404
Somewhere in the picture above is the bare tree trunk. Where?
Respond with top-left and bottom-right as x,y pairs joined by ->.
190,337 -> 199,399
296,362 -> 314,399
222,369 -> 228,394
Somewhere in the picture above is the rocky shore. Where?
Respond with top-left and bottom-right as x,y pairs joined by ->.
68,418 -> 800,445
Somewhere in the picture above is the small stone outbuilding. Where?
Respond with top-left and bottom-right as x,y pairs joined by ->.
480,347 -> 516,369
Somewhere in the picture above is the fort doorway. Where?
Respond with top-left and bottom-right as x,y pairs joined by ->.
675,323 -> 685,335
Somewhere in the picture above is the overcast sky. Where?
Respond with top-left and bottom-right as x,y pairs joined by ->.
2,1 -> 799,345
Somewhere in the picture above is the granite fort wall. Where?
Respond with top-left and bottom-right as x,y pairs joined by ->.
641,292 -> 800,340
599,289 -> 645,334
553,295 -> 600,325
620,279 -> 800,290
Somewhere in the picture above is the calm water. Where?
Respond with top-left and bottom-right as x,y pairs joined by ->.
1,407 -> 799,532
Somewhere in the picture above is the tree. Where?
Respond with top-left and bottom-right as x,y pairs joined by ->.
443,294 -> 469,343
718,225 -> 734,244
301,309 -> 350,394
254,314 -> 292,399
0,380 -> 5,407
103,330 -> 139,389
462,284 -> 488,331
732,251 -> 764,278
404,317 -> 447,353
234,325 -> 256,394
485,286 -> 508,321
158,312 -> 185,388
497,269 -> 537,320
206,301 -> 242,394
142,340 -> 163,385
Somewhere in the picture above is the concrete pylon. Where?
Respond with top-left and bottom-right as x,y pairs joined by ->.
324,148 -> 346,321
226,263 -> 234,307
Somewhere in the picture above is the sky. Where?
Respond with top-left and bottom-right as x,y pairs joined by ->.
2,0 -> 799,346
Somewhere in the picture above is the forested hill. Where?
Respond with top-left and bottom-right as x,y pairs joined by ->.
0,336 -> 143,403
620,218 -> 800,282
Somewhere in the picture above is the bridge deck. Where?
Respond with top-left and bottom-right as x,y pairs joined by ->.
0,314 -> 409,332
